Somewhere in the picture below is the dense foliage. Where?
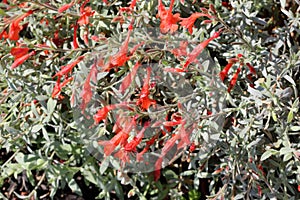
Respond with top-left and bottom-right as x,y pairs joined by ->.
1,0 -> 300,199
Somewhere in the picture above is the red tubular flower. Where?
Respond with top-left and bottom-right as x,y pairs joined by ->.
52,29 -> 65,47
124,125 -> 147,152
228,57 -> 239,63
209,4 -> 217,15
34,43 -> 50,55
130,41 -> 145,55
73,24 -> 79,49
154,156 -> 163,181
219,62 -> 233,81
53,56 -> 85,78
103,25 -> 133,71
51,76 -> 74,98
136,135 -> 158,161
93,102 -> 132,124
9,20 -> 23,41
98,140 -> 117,156
112,16 -> 125,24
246,63 -> 256,75
114,148 -> 130,165
180,12 -> 213,34
183,30 -> 221,69
119,62 -> 141,93
80,0 -> 90,12
0,30 -> 8,39
10,51 -> 35,69
80,61 -> 98,112
78,7 -> 95,26
189,142 -> 196,152
163,114 -> 172,133
256,183 -> 262,197
93,105 -> 115,124
10,47 -> 29,59
177,121 -> 190,150
98,117 -> 135,156
52,79 -> 61,98
8,10 -> 33,41
136,67 -> 156,110
58,2 -> 74,13
112,114 -> 125,134
157,0 -> 166,16
157,0 -> 180,34
237,53 -> 243,58
83,30 -> 89,46
227,67 -> 241,92
246,73 -> 255,88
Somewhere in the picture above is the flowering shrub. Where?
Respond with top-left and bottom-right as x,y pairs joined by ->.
1,0 -> 300,199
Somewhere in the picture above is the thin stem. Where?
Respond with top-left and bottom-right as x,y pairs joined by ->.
1,149 -> 20,169
216,15 -> 255,52
13,151 -> 55,199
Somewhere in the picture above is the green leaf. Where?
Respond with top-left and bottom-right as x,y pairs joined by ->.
180,170 -> 196,176
68,179 -> 82,196
283,153 -> 293,162
188,189 -> 201,200
31,124 -> 43,133
280,147 -> 294,155
271,110 -> 277,122
82,170 -> 98,185
14,152 -> 25,165
100,157 -> 109,174
47,98 -> 57,115
283,75 -> 296,86
290,126 -> 300,131
287,110 -> 293,123
0,8 -> 6,16
261,149 -> 278,161
164,169 -> 179,179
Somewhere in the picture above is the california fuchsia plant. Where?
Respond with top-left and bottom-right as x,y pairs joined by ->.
1,0 -> 300,199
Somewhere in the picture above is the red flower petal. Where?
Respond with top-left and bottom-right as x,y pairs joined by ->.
154,157 -> 163,181
73,24 -> 79,49
219,62 -> 233,81
80,60 -> 98,112
53,56 -> 85,78
136,67 -> 156,110
124,126 -> 147,152
10,51 -> 35,69
93,105 -> 115,124
58,2 -> 74,13
51,76 -> 74,98
183,30 -> 221,69
246,63 -> 256,75
8,10 -> 33,41
157,0 -> 180,34
119,62 -> 141,93
10,47 -> 29,59
104,25 -> 133,71
180,12 -> 213,34
227,67 -> 241,92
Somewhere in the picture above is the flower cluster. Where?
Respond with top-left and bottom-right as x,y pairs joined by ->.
219,54 -> 256,92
